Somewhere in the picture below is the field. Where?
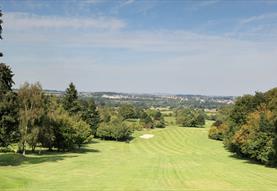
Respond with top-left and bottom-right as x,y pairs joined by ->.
1,121 -> 277,191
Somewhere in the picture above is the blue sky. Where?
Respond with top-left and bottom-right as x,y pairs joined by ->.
1,0 -> 277,96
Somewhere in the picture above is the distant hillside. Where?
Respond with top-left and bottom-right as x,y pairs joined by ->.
41,90 -> 235,109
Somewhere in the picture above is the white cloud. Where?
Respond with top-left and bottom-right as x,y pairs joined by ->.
2,11 -> 277,95
121,0 -> 136,6
197,0 -> 220,7
240,12 -> 277,25
4,12 -> 126,30
185,0 -> 220,11
83,0 -> 104,4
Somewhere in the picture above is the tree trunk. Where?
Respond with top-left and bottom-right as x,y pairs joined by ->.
22,125 -> 28,155
22,140 -> 26,155
32,145 -> 36,152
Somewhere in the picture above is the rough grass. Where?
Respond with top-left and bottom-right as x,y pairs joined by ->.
1,122 -> 277,190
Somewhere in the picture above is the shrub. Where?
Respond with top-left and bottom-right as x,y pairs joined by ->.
97,119 -> 133,141
176,108 -> 205,127
208,122 -> 228,141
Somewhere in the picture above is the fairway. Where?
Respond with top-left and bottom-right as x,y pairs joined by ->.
1,124 -> 277,191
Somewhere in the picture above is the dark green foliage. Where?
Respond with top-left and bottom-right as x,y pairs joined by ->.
0,15 -> 19,147
16,83 -> 91,153
41,97 -> 91,151
62,82 -> 80,114
229,92 -> 265,126
79,98 -> 100,136
176,108 -> 205,127
138,109 -> 166,129
0,64 -> 19,147
0,64 -> 14,93
148,109 -> 166,128
153,110 -> 162,120
0,91 -> 19,147
143,115 -> 154,129
142,109 -> 165,128
118,104 -> 136,120
0,10 -> 3,57
97,118 -> 133,141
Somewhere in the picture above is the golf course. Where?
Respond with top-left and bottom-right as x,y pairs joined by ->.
1,121 -> 277,191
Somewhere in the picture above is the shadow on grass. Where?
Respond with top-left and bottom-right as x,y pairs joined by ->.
94,136 -> 134,143
228,153 -> 277,169
0,153 -> 76,166
0,147 -> 100,167
18,147 -> 100,156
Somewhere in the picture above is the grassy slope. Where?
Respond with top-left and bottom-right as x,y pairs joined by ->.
1,122 -> 277,190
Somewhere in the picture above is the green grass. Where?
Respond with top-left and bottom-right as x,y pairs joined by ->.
1,123 -> 277,190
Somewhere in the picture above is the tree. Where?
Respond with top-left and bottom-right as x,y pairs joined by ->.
0,12 -> 19,148
0,64 -> 19,147
143,115 -> 154,129
232,109 -> 275,165
97,118 -> 132,141
218,88 -> 277,166
118,104 -> 136,120
0,64 -> 14,92
176,108 -> 205,127
79,98 -> 100,136
153,110 -> 162,120
38,96 -> 56,150
147,109 -> 166,128
41,96 -> 91,151
196,111 -> 205,126
99,106 -> 111,123
62,82 -> 80,114
17,82 -> 45,155
154,117 -> 165,128
0,91 -> 19,147
0,10 -> 3,57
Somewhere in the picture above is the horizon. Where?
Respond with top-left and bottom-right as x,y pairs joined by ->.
1,0 -> 277,96
42,88 -> 237,97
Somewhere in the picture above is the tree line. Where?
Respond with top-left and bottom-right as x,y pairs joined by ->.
0,65 -> 168,153
0,72 -> 100,154
209,88 -> 277,166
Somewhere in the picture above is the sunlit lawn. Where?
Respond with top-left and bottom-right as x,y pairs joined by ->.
1,121 -> 277,191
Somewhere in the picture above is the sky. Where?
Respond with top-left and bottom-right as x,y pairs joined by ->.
1,0 -> 277,96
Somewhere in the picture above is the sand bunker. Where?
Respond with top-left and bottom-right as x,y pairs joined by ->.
140,134 -> 154,139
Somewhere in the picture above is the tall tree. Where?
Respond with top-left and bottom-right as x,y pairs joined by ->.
0,10 -> 3,57
118,104 -> 136,120
0,90 -> 19,147
79,98 -> 100,136
62,82 -> 80,114
0,64 -> 14,93
17,82 -> 45,155
0,12 -> 19,148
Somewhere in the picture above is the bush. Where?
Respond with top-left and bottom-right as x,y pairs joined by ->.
231,110 -> 275,165
118,104 -> 136,120
208,121 -> 228,141
97,119 -> 133,141
154,118 -> 166,128
176,108 -> 205,127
